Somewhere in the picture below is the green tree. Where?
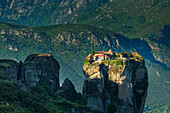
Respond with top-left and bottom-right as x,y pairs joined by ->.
89,50 -> 95,62
90,55 -> 93,62
91,50 -> 96,56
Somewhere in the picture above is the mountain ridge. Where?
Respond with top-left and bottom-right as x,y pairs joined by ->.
0,0 -> 111,26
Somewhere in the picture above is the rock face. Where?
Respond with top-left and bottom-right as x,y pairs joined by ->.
59,78 -> 77,102
0,54 -> 60,91
0,59 -> 19,81
83,52 -> 148,113
21,53 -> 60,90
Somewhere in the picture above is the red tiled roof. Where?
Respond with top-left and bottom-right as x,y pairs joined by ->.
86,54 -> 111,59
96,51 -> 108,54
86,50 -> 113,59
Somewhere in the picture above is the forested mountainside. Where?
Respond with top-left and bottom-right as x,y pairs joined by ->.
0,22 -> 169,112
0,0 -> 110,26
1,0 -> 169,39
73,0 -> 170,38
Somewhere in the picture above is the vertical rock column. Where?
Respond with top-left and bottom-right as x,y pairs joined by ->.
82,54 -> 148,113
21,53 -> 60,90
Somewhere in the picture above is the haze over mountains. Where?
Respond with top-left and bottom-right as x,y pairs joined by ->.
0,0 -> 169,112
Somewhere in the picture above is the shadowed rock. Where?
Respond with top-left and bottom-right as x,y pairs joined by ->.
59,78 -> 77,102
83,52 -> 148,113
0,59 -> 19,81
21,53 -> 60,90
0,54 -> 60,91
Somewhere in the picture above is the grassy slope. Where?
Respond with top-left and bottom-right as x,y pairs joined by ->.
73,0 -> 170,39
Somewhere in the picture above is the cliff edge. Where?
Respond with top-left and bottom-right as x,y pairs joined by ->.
83,50 -> 148,113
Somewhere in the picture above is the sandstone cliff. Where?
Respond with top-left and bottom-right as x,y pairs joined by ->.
83,51 -> 148,113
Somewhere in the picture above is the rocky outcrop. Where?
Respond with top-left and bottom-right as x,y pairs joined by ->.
0,54 -> 60,91
21,53 -> 60,90
0,59 -> 19,81
83,52 -> 148,113
59,78 -> 77,102
53,31 -> 115,46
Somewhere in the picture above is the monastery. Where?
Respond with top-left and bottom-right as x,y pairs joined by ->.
86,49 -> 115,62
